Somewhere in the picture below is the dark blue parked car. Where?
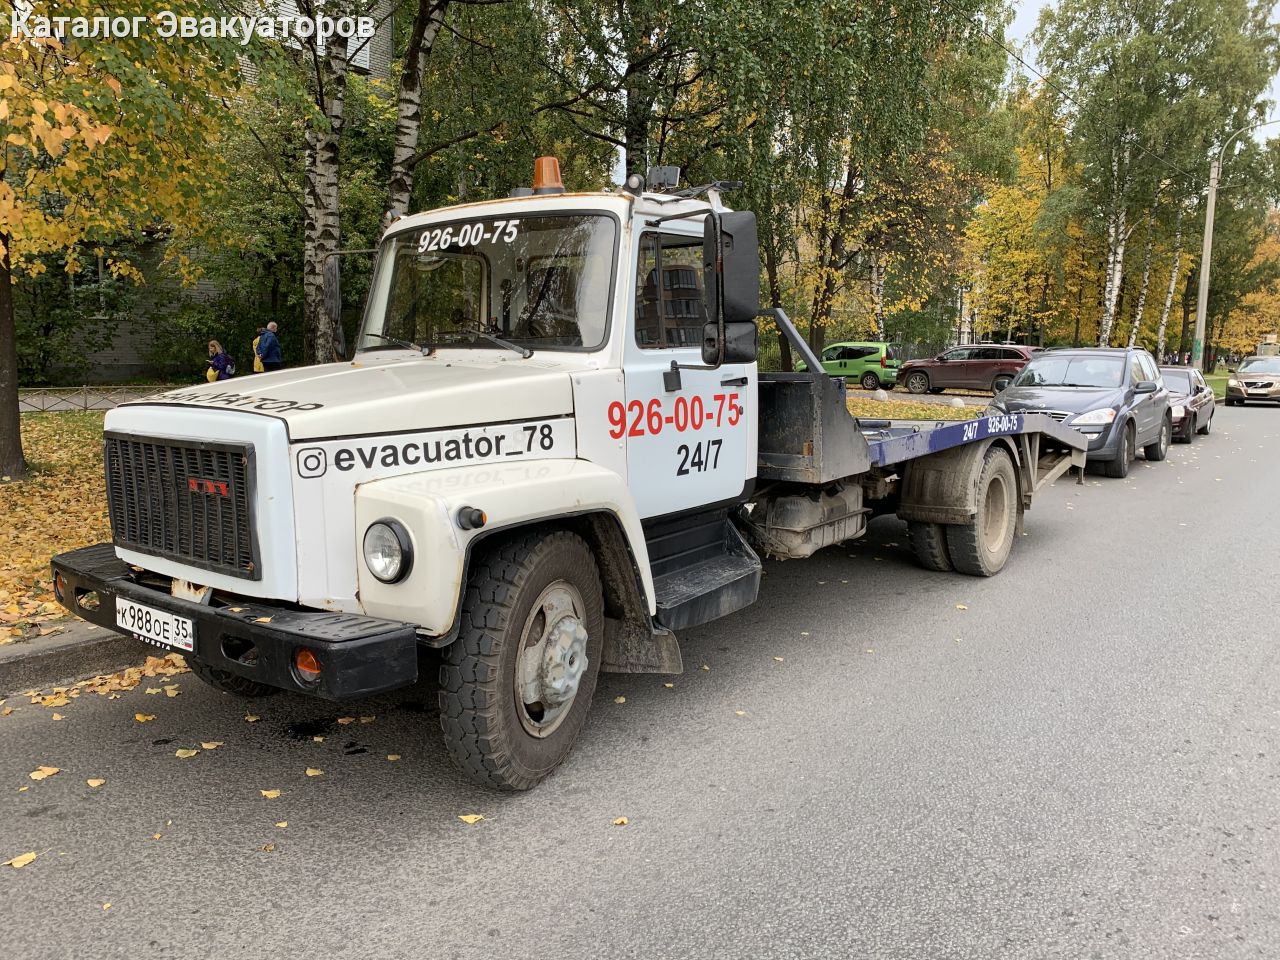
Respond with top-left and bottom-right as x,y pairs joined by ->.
988,347 -> 1171,479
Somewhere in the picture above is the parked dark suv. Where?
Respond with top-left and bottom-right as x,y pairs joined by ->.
898,343 -> 1040,395
988,347 -> 1172,479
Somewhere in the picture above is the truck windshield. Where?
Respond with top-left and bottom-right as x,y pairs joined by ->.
1014,355 -> 1125,388
358,213 -> 618,353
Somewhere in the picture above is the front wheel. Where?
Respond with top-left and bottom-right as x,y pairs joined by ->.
439,530 -> 604,791
945,447 -> 1018,577
1103,423 -> 1134,479
860,372 -> 881,391
1197,413 -> 1212,435
905,371 -> 930,394
1144,415 -> 1171,462
992,375 -> 1013,394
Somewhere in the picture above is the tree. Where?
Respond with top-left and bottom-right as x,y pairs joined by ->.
0,8 -> 243,479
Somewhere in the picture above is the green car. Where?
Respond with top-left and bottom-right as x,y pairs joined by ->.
799,341 -> 901,390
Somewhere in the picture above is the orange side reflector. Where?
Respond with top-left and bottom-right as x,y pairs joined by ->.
294,648 -> 322,680
532,156 -> 564,192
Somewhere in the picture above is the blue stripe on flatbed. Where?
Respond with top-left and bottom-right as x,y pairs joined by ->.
860,413 -> 1088,468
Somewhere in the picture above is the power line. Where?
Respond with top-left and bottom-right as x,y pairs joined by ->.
937,0 -> 1203,186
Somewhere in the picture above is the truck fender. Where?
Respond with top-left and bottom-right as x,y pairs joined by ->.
895,437 -> 1023,527
353,459 -> 676,671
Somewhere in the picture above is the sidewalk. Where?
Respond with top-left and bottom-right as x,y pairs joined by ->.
0,619 -> 140,696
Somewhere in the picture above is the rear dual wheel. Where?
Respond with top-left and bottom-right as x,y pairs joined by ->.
945,447 -> 1018,577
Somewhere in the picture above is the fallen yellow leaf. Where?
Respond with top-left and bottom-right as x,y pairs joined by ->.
200,741 -> 223,750
734,710 -> 746,716
387,754 -> 401,761
163,685 -> 181,698
260,789 -> 281,799
261,843 -> 275,852
145,688 -> 161,695
51,713 -> 65,720
253,617 -> 272,624
102,903 -> 111,910
358,716 -> 375,724
312,736 -> 324,742
614,696 -> 625,704
86,778 -> 105,788
336,717 -> 355,725
956,604 -> 968,610
174,749 -> 199,759
612,817 -> 629,826
701,664 -> 710,671
152,833 -> 162,840
305,767 -> 323,777
275,821 -> 288,828
244,714 -> 260,723
4,851 -> 37,869
773,656 -> 784,662
28,765 -> 59,781
458,814 -> 484,825
134,713 -> 155,723
663,683 -> 674,689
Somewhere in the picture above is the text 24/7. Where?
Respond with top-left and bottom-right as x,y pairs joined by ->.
606,393 -> 742,439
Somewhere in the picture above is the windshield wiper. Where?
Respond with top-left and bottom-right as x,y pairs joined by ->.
363,332 -> 425,353
466,328 -> 533,359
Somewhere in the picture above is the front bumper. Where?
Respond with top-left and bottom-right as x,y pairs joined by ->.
53,544 -> 418,700
1226,385 -> 1280,401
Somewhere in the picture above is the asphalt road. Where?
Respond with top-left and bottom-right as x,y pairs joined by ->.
3,406 -> 1278,960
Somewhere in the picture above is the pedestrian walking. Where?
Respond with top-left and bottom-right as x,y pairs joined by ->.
252,328 -> 265,373
206,340 -> 235,382
257,321 -> 283,372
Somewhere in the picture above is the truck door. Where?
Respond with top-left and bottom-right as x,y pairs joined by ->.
624,229 -> 756,519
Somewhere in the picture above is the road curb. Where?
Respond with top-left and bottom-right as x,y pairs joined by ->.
0,622 -> 140,696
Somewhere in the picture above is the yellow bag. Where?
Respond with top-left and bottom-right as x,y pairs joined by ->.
206,366 -> 218,382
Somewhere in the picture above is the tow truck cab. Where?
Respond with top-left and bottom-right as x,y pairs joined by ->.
53,159 -> 1086,790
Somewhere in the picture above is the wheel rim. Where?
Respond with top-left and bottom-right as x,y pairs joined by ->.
994,378 -> 1010,392
1122,428 -> 1131,470
1160,421 -> 1169,454
908,373 -> 927,393
862,374 -> 879,390
514,580 -> 589,738
981,471 -> 1011,554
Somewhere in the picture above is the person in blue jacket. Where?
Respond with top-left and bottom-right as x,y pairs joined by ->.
256,321 -> 284,371
206,341 -> 234,381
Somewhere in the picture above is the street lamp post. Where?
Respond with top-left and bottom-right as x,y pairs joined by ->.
1192,119 -> 1279,371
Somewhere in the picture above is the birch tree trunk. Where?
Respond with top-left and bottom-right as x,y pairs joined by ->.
386,0 -> 449,218
1155,206 -> 1185,360
1126,216 -> 1155,348
303,43 -> 349,366
869,254 -> 887,341
1098,144 -> 1130,346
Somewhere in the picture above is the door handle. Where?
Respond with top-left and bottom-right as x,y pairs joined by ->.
720,376 -> 748,386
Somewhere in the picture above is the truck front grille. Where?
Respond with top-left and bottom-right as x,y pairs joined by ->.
104,433 -> 259,580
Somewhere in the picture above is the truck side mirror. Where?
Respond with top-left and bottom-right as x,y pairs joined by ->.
702,210 -> 760,365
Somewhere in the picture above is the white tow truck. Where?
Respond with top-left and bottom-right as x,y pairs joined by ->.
54,159 -> 1086,790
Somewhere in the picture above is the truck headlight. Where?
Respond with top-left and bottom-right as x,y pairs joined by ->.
1072,407 -> 1116,425
363,520 -> 413,584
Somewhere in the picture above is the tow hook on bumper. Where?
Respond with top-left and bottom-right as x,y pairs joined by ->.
52,544 -> 418,700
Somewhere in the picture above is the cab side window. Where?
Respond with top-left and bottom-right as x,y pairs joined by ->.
636,232 -> 705,349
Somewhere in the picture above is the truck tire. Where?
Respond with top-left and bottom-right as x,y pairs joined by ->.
439,529 -> 604,791
1103,423 -> 1133,479
905,371 -> 930,394
908,521 -> 953,572
945,447 -> 1017,577
1143,414 -> 1171,461
186,657 -> 278,698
